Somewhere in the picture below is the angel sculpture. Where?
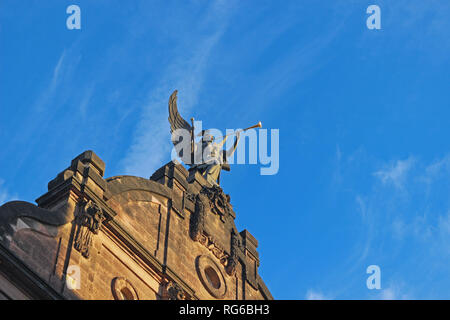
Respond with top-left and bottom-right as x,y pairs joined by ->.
168,90 -> 261,186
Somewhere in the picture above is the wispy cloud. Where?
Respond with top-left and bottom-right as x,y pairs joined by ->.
364,154 -> 450,298
374,155 -> 450,244
121,1 -> 235,176
346,194 -> 375,274
324,150 -> 450,299
373,156 -> 415,190
382,155 -> 450,247
79,85 -> 95,119
0,178 -> 17,205
34,50 -> 67,113
6,50 -> 74,170
422,155 -> 450,184
379,282 -> 412,300
305,289 -> 332,300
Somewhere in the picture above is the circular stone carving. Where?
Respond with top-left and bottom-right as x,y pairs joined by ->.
196,255 -> 227,299
111,277 -> 139,300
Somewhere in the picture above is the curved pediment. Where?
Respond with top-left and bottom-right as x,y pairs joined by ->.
106,175 -> 173,200
0,201 -> 73,242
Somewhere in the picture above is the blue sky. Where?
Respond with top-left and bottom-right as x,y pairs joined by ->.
1,0 -> 450,299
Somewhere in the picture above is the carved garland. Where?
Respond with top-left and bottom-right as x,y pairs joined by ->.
189,192 -> 206,242
226,229 -> 239,276
74,200 -> 105,258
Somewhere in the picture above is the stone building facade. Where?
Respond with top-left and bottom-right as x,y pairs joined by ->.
0,151 -> 272,300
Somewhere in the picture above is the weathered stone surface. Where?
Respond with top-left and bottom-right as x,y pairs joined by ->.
0,150 -> 272,300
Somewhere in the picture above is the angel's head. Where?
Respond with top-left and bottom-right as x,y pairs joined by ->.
199,130 -> 215,143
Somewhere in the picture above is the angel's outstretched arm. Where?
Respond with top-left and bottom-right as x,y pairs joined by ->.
225,132 -> 241,158
216,136 -> 229,148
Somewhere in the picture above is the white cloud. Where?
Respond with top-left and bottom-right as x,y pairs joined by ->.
379,284 -> 411,300
328,152 -> 450,298
78,85 -> 95,118
381,155 -> 450,246
34,50 -> 68,113
7,50 -> 76,170
423,155 -> 450,184
373,156 -> 415,190
391,218 -> 407,240
0,179 -> 16,205
380,288 -> 396,300
51,50 -> 65,87
0,192 -> 8,206
305,290 -> 332,300
438,211 -> 450,235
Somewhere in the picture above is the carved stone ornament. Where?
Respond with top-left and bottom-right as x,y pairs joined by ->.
200,185 -> 232,222
226,229 -> 239,276
189,186 -> 238,275
189,186 -> 231,240
74,200 -> 105,258
189,191 -> 206,242
165,281 -> 186,300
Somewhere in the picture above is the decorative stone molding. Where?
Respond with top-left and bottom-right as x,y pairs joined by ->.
0,152 -> 273,300
189,192 -> 206,242
196,255 -> 227,299
198,234 -> 229,265
74,200 -> 105,258
189,186 -> 233,239
199,185 -> 232,222
226,229 -> 239,276
189,186 -> 241,275
164,281 -> 186,300
111,277 -> 139,300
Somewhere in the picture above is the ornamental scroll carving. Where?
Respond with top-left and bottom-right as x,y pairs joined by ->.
74,200 -> 105,258
200,185 -> 232,222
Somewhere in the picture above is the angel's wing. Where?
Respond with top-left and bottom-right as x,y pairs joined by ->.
168,90 -> 194,166
168,90 -> 192,133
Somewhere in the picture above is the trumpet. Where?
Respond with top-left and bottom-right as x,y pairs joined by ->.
217,121 -> 263,139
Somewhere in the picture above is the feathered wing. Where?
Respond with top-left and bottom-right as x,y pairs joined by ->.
168,90 -> 192,133
168,90 -> 194,166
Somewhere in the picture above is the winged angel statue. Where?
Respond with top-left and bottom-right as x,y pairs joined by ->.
168,90 -> 242,186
